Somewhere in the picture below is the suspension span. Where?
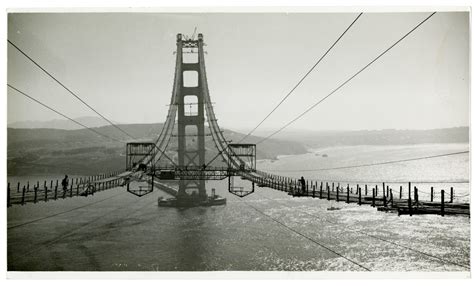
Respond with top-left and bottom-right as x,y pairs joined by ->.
123,33 -> 258,206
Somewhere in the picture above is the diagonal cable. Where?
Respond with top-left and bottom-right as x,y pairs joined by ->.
262,150 -> 468,172
256,12 -> 437,145
8,84 -> 124,143
243,198 -> 371,271
8,39 -> 137,140
239,13 -> 363,143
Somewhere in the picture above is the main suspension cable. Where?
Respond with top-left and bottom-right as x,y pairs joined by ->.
8,84 -> 125,143
8,39 -> 137,141
8,39 -> 177,167
261,150 -> 468,172
239,13 -> 363,143
255,192 -> 470,270
255,12 -> 437,145
242,198 -> 371,271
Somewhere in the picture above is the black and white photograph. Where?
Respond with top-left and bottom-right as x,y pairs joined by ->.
4,3 -> 472,279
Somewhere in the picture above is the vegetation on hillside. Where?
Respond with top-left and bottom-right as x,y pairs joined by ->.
7,123 -> 306,176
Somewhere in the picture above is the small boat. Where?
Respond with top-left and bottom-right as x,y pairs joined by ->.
327,206 -> 340,211
202,195 -> 227,206
158,197 -> 178,207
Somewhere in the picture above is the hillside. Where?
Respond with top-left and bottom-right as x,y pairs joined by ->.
260,127 -> 469,148
7,123 -> 307,176
7,116 -> 119,130
7,123 -> 469,176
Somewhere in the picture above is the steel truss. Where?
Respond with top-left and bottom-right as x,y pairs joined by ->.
156,166 -> 231,180
123,33 -> 258,199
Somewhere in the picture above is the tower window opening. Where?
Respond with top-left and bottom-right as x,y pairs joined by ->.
183,71 -> 199,87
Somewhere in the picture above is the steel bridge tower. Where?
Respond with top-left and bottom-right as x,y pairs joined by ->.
175,33 -> 207,201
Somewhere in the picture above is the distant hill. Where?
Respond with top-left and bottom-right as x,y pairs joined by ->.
259,127 -> 470,148
7,116 -> 119,130
7,123 -> 307,176
7,122 -> 468,176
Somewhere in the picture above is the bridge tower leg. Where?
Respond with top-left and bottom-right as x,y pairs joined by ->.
175,33 -> 207,202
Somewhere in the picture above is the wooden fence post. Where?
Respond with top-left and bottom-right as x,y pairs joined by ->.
450,187 -> 454,203
346,185 -> 350,204
358,186 -> 361,205
336,186 -> 339,202
44,185 -> 48,202
383,186 -> 387,207
390,189 -> 393,208
21,186 -> 26,205
430,187 -> 434,202
400,185 -> 402,199
312,185 -> 315,198
7,183 -> 11,207
375,185 -> 378,197
372,188 -> 375,207
17,182 -> 20,193
415,187 -> 419,205
327,183 -> 330,200
34,186 -> 38,203
69,178 -> 73,197
319,184 -> 322,199
408,183 -> 412,216
54,185 -> 58,200
441,189 -> 445,217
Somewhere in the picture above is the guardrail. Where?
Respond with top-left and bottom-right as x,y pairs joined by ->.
7,171 -> 124,207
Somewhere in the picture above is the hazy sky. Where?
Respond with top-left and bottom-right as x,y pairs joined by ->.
7,11 -> 469,133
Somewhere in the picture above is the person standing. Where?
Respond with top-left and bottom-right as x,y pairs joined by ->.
299,176 -> 306,194
61,175 -> 69,192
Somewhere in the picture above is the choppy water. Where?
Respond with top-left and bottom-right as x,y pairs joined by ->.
259,143 -> 470,203
7,144 -> 471,272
